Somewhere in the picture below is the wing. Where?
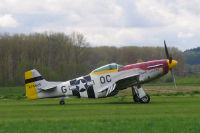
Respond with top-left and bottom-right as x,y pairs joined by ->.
98,74 -> 139,94
116,74 -> 139,90
97,83 -> 117,96
97,83 -> 116,93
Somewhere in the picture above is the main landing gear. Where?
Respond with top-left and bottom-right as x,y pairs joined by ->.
131,85 -> 150,104
59,98 -> 65,105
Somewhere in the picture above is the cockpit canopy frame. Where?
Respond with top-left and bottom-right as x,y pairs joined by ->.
92,63 -> 124,72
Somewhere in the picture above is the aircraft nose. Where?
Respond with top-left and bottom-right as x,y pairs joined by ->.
167,59 -> 178,69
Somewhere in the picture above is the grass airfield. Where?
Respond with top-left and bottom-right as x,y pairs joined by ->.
0,86 -> 200,133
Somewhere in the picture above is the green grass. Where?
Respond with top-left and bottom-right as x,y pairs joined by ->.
0,95 -> 200,133
1,86 -> 200,132
151,90 -> 200,96
0,86 -> 25,99
176,76 -> 200,86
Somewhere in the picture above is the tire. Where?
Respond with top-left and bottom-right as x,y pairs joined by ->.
139,94 -> 150,104
60,100 -> 65,105
133,94 -> 140,103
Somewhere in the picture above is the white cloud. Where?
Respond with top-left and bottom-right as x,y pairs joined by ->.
178,32 -> 194,38
1,0 -> 200,50
0,14 -> 18,28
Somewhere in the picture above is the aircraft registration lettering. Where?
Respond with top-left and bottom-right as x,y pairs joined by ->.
28,84 -> 36,88
61,86 -> 67,93
100,75 -> 111,84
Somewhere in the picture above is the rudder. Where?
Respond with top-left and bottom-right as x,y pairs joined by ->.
25,69 -> 45,99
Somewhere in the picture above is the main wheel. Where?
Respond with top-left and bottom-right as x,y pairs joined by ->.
133,94 -> 140,103
139,94 -> 150,104
59,100 -> 65,105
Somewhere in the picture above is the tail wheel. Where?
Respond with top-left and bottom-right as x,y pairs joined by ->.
139,94 -> 150,104
59,100 -> 65,105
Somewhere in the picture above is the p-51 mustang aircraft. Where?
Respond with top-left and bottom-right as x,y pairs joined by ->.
25,41 -> 178,105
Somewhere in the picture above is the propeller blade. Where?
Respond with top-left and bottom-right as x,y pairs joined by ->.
164,40 -> 169,59
164,40 -> 173,63
170,69 -> 177,88
164,40 -> 176,87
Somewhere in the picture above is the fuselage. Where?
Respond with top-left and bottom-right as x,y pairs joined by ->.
36,59 -> 172,99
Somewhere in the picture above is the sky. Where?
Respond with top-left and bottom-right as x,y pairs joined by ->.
0,0 -> 200,51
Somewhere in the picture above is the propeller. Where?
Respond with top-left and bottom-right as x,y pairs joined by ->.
164,40 -> 177,88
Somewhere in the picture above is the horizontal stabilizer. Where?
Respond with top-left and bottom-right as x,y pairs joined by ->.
25,69 -> 61,99
39,81 -> 61,91
40,85 -> 57,91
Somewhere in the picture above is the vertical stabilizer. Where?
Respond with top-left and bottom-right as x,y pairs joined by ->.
24,69 -> 46,99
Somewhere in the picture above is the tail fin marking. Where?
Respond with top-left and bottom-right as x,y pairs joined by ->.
25,70 -> 38,99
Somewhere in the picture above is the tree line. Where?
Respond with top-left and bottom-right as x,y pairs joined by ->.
0,32 -> 184,86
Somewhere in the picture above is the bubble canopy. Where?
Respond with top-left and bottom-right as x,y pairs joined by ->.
92,63 -> 124,72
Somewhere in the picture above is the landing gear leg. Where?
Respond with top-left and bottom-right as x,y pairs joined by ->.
131,86 -> 140,103
131,85 -> 150,104
59,98 -> 65,105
